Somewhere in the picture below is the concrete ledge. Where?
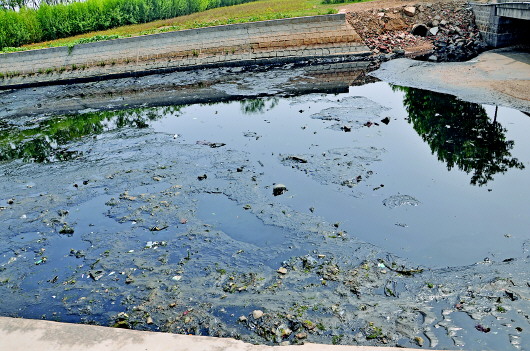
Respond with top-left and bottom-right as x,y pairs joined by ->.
0,51 -> 371,90
0,14 -> 370,89
496,2 -> 530,20
0,317 -> 433,351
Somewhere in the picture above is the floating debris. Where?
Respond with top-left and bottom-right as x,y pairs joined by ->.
273,184 -> 288,196
383,195 -> 420,209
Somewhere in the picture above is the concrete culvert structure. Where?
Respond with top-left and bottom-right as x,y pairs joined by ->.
411,24 -> 429,37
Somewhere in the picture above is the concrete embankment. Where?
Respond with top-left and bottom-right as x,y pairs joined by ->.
0,317 -> 438,351
0,14 -> 370,89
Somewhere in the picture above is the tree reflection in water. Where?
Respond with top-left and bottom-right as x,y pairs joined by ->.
0,106 -> 181,163
395,86 -> 525,186
2,88 -> 525,186
240,97 -> 279,115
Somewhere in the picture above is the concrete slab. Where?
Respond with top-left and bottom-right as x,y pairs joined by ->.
0,317 -> 434,351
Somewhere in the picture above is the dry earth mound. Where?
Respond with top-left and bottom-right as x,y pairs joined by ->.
346,0 -> 486,61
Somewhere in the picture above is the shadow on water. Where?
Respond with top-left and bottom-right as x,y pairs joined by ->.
0,106 -> 182,163
395,85 -> 525,186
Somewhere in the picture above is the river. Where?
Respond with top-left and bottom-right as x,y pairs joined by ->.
1,58 -> 529,350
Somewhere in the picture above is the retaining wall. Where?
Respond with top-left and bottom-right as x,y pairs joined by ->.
0,14 -> 370,88
471,2 -> 528,47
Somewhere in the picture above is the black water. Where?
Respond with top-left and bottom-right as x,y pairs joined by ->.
1,73 -> 529,349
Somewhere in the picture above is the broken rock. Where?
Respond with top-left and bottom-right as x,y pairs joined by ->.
403,6 -> 416,17
252,310 -> 264,319
273,184 -> 288,196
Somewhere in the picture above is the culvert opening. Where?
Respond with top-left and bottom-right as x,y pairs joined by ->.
411,24 -> 429,37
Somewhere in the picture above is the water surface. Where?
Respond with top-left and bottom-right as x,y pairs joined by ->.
1,64 -> 529,349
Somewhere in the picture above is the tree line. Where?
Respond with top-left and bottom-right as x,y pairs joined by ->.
1,1 -> 75,11
0,0 -> 258,49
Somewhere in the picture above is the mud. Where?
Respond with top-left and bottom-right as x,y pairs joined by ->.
1,60 -> 529,350
372,48 -> 530,113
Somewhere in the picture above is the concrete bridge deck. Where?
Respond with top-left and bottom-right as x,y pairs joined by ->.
496,1 -> 530,20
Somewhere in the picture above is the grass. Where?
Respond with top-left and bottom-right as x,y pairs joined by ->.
13,0 -> 369,53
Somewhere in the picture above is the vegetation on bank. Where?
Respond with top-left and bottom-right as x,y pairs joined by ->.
0,0 -> 260,49
1,0 -> 367,53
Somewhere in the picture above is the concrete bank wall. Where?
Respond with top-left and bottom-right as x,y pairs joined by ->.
471,2 -> 528,47
0,14 -> 370,88
0,317 -> 436,351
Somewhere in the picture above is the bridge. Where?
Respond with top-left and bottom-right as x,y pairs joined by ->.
471,0 -> 530,47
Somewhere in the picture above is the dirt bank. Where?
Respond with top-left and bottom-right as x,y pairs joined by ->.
345,0 -> 485,61
372,47 -> 530,113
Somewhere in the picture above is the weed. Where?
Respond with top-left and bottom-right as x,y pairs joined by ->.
366,323 -> 383,339
67,44 -> 75,55
497,305 -> 506,313
302,320 -> 314,329
6,71 -> 20,78
385,287 -> 396,297
0,47 -> 26,53
331,335 -> 343,345
267,282 -> 279,290
290,304 -> 309,317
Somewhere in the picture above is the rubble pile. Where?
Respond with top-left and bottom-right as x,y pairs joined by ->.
348,1 -> 487,62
